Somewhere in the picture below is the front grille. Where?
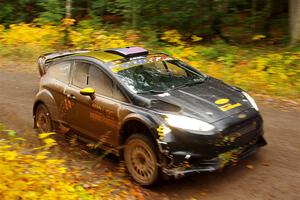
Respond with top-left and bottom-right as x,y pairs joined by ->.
225,116 -> 261,136
238,120 -> 257,134
192,158 -> 220,168
214,116 -> 262,152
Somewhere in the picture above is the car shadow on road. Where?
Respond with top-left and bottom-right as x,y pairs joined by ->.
43,129 -> 266,199
145,152 -> 265,197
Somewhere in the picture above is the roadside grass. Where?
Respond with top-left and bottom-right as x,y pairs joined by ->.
0,22 -> 299,99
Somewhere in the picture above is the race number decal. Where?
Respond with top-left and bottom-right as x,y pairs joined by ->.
215,98 -> 241,112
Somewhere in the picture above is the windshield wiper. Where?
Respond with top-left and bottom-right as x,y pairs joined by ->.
185,80 -> 205,86
137,79 -> 205,95
137,90 -> 166,95
170,79 -> 204,91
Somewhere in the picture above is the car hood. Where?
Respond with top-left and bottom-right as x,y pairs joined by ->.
142,78 -> 251,123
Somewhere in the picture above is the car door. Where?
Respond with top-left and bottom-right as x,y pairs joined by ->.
87,65 -> 123,145
65,60 -> 126,146
63,60 -> 90,132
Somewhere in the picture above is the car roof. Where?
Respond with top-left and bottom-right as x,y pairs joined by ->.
73,47 -> 151,63
38,47 -> 167,76
74,50 -> 124,63
41,47 -> 168,68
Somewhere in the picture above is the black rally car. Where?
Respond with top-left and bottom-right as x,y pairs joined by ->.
33,47 -> 266,186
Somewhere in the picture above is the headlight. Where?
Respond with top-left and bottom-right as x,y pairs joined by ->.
165,114 -> 215,132
242,91 -> 259,111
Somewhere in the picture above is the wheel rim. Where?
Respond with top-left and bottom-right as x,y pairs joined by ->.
36,106 -> 51,132
125,139 -> 157,185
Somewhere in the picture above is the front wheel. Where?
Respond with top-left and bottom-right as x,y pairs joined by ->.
124,134 -> 159,186
35,104 -> 53,133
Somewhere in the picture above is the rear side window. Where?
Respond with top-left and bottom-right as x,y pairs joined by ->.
47,61 -> 71,83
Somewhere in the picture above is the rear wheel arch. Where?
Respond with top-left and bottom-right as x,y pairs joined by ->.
33,90 -> 59,122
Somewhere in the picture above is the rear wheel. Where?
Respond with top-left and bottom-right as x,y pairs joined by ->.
124,134 -> 159,186
35,104 -> 53,133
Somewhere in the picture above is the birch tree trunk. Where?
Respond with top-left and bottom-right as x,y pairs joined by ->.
290,0 -> 300,45
65,0 -> 72,19
251,0 -> 257,32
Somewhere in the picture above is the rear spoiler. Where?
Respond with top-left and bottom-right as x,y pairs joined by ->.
37,50 -> 89,76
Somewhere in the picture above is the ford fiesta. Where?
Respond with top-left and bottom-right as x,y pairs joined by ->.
33,47 -> 267,186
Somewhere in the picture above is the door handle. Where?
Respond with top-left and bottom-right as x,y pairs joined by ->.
67,94 -> 77,101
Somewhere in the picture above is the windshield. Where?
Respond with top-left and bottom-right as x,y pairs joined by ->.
111,56 -> 206,94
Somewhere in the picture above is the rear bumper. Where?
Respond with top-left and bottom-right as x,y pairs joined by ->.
162,136 -> 267,178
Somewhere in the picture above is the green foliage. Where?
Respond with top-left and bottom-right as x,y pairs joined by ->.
0,0 -> 289,43
195,47 -> 220,59
89,0 -> 113,17
114,0 -> 141,28
0,0 -> 39,25
36,0 -> 65,25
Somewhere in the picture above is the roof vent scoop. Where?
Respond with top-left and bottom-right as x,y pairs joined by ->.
105,46 -> 148,58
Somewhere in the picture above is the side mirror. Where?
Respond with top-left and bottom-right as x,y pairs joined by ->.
80,87 -> 95,100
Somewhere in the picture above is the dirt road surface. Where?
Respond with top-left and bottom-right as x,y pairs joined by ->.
0,68 -> 300,200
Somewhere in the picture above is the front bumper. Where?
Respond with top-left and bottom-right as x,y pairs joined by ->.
162,136 -> 266,177
158,110 -> 267,177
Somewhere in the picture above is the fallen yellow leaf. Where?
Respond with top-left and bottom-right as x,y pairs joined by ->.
246,165 -> 254,169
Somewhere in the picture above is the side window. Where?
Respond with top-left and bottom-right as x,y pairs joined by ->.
165,61 -> 187,77
113,86 -> 128,102
72,61 -> 90,88
153,61 -> 167,73
89,65 -> 113,98
143,61 -> 167,74
48,61 -> 71,83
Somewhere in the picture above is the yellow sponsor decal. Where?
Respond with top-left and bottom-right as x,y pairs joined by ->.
111,64 -> 138,73
157,125 -> 165,140
63,99 -> 74,111
111,66 -> 125,73
219,103 -> 242,111
215,98 -> 230,105
157,125 -> 171,140
215,98 -> 241,111
90,112 -> 102,121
